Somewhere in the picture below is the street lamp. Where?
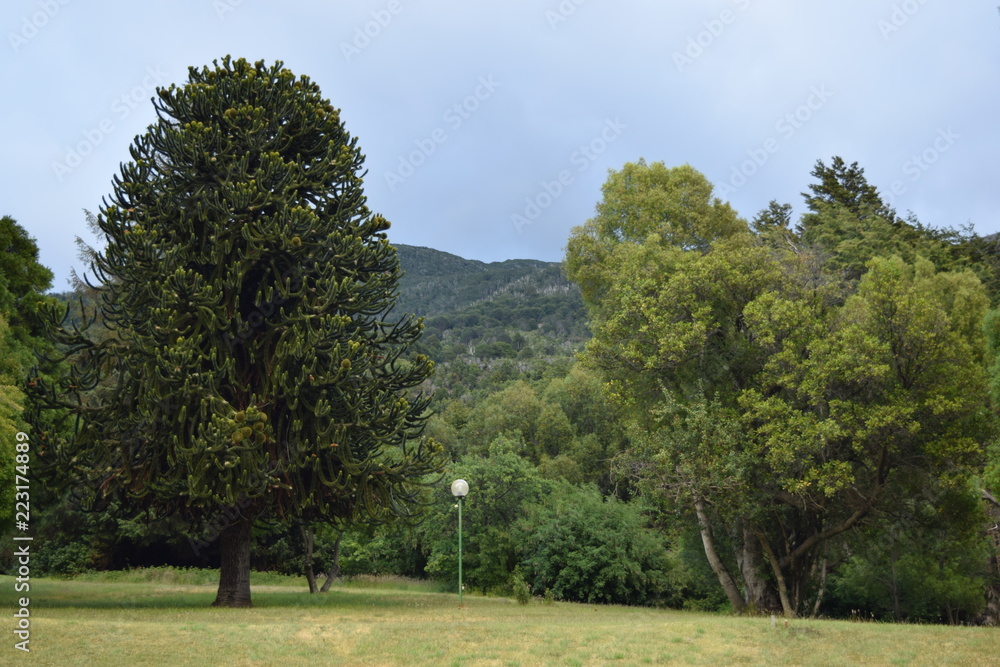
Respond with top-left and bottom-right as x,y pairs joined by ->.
451,479 -> 469,607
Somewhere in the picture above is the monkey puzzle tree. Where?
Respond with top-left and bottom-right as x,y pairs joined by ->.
31,57 -> 441,606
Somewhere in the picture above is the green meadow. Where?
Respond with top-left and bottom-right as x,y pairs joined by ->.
1,569 -> 997,666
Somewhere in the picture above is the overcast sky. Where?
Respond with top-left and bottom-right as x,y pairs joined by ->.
3,0 -> 998,289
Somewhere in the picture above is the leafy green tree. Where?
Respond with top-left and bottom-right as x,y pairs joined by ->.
460,380 -> 573,462
0,217 -> 53,535
30,57 -> 441,606
0,216 -> 55,360
0,315 -> 25,533
335,520 -> 426,579
536,453 -> 584,483
801,157 -> 896,222
751,200 -> 794,249
566,163 -> 776,612
978,307 -> 1000,624
567,160 -> 993,618
540,364 -> 630,489
564,159 -> 744,311
736,255 -> 990,615
621,392 -> 761,613
953,232 -> 1000,305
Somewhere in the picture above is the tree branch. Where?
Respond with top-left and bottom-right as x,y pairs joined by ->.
779,485 -> 883,571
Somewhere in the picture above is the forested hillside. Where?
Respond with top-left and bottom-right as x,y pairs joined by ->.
394,244 -> 589,400
394,245 -> 576,316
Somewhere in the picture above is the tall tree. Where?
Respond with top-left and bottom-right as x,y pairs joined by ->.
566,160 -> 992,617
30,57 -> 442,606
739,256 -> 990,616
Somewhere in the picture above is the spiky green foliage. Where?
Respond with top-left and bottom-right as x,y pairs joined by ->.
32,57 -> 441,587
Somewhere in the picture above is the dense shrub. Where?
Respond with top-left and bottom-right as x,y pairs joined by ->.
517,482 -> 682,606
421,439 -> 546,593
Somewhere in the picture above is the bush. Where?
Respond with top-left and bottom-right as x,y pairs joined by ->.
509,570 -> 531,605
517,482 -> 682,606
32,541 -> 94,577
421,441 -> 546,593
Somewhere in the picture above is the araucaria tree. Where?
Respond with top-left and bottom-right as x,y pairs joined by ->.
33,57 -> 441,606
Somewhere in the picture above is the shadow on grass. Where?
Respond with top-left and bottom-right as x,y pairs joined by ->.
0,574 -> 462,612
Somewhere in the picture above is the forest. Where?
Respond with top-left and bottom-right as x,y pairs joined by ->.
2,58 -> 999,624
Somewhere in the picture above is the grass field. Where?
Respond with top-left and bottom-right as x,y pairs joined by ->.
1,569 -> 997,666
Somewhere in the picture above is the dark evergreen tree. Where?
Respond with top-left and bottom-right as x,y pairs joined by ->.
800,156 -> 895,221
751,200 -> 795,250
750,200 -> 792,235
795,157 -> 969,281
30,57 -> 441,606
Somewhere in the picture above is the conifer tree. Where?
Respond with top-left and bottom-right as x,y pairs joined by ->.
32,57 -> 441,606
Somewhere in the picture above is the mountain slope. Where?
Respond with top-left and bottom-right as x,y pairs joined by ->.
393,244 -> 577,318
393,244 -> 588,399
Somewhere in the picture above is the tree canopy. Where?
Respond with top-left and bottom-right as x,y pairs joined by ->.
565,158 -> 993,618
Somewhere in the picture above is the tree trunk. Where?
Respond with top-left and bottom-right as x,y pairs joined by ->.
810,557 -> 828,619
979,490 -> 1000,625
757,531 -> 794,618
738,521 -> 779,613
890,559 -> 902,622
694,496 -> 746,613
301,524 -> 318,594
213,515 -> 254,607
319,531 -> 344,593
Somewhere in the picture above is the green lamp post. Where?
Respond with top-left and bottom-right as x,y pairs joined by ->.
451,478 -> 469,607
